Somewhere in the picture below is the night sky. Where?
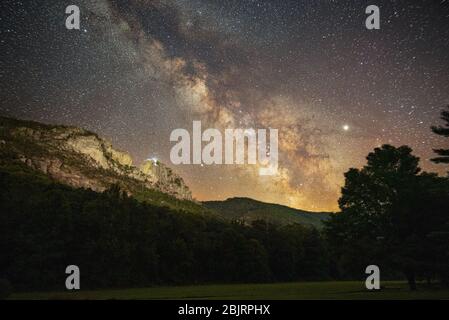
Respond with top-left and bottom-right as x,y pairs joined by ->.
1,0 -> 449,211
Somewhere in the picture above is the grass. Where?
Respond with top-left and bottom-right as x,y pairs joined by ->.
10,281 -> 449,300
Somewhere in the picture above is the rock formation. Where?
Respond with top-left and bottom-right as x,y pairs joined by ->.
0,117 -> 192,201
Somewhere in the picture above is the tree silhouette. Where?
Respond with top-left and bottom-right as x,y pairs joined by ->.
431,105 -> 449,164
326,145 -> 449,290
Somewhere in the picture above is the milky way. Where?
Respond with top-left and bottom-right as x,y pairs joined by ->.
1,0 -> 449,211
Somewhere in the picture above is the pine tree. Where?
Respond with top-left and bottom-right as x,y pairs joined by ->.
431,105 -> 449,164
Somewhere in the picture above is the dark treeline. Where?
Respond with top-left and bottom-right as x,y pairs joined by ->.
325,145 -> 449,289
1,106 -> 449,293
0,164 -> 328,292
1,148 -> 449,293
326,106 -> 449,290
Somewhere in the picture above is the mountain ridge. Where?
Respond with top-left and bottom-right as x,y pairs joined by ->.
204,197 -> 332,228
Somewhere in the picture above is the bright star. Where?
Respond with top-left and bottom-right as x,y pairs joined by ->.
343,125 -> 350,131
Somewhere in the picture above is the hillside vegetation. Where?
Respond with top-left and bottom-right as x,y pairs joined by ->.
0,162 -> 329,293
204,197 -> 331,228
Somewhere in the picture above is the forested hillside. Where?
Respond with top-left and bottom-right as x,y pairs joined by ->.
0,163 -> 329,291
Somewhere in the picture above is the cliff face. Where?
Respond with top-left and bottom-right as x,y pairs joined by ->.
0,117 -> 192,201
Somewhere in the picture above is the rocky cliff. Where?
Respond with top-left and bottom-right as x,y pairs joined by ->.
0,116 -> 192,201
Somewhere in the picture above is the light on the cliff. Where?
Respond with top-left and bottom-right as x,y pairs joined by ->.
146,157 -> 159,165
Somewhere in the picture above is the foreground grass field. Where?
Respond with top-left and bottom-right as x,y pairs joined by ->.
10,281 -> 449,300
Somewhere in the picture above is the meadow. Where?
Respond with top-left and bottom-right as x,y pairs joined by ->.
10,281 -> 449,300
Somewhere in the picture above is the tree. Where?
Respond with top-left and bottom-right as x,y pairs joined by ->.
431,105 -> 449,164
326,145 -> 449,290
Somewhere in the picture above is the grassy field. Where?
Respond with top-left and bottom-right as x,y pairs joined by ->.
10,281 -> 449,300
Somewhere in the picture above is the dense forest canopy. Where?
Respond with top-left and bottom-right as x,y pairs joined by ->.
0,163 -> 329,291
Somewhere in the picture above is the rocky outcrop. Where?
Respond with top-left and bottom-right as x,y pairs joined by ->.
140,160 -> 191,199
0,116 -> 192,201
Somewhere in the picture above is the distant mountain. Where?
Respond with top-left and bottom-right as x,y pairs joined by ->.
204,197 -> 332,228
0,116 -> 204,213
